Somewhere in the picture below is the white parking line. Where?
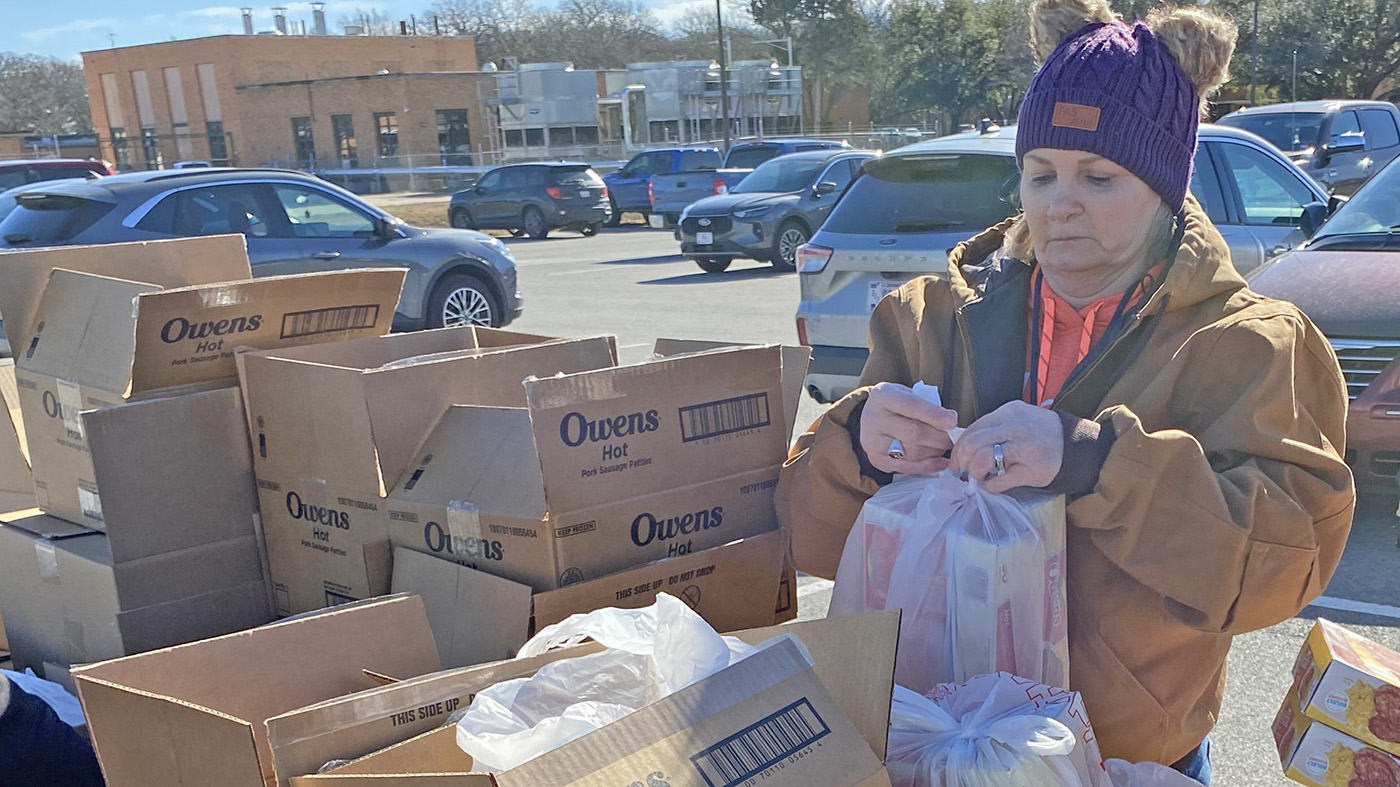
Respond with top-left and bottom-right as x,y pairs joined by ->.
1308,595 -> 1400,621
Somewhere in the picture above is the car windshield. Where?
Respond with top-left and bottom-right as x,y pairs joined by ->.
1309,158 -> 1400,244
1219,112 -> 1325,153
821,153 -> 1020,235
731,158 -> 826,194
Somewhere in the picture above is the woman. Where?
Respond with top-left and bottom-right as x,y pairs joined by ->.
776,1 -> 1354,782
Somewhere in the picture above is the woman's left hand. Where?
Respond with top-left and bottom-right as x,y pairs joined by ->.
949,401 -> 1064,493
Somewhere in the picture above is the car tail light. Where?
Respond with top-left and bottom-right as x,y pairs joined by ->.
600,185 -> 609,198
546,186 -> 563,200
796,317 -> 810,347
796,244 -> 833,274
713,178 -> 727,195
648,181 -> 655,208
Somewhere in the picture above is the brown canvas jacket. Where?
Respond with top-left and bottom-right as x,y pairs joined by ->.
776,198 -> 1355,763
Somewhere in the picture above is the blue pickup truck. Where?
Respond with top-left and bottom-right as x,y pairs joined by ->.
602,147 -> 722,226
647,138 -> 852,229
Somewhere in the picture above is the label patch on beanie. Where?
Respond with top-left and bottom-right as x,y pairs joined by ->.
1052,102 -> 1101,132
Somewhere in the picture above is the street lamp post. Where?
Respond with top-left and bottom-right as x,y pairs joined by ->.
1250,0 -> 1260,105
715,0 -> 731,153
1292,49 -> 1298,102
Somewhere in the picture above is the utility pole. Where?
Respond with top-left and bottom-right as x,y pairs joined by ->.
716,0 -> 730,153
1250,0 -> 1259,105
1292,49 -> 1298,102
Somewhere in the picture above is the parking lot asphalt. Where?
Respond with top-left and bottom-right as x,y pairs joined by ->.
504,224 -> 1400,785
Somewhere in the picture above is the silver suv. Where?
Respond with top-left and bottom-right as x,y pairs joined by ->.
797,123 -> 1331,403
0,168 -> 522,330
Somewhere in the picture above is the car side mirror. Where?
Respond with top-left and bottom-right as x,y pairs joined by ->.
1328,193 -> 1349,214
1299,202 -> 1328,238
474,185 -> 487,195
373,216 -> 397,239
813,181 -> 838,197
1323,134 -> 1366,157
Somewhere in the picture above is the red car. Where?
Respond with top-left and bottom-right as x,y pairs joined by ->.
0,159 -> 114,192
1248,155 -> 1400,496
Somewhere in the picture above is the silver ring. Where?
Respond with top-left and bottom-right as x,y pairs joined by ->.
887,439 -> 905,461
992,443 -> 1007,477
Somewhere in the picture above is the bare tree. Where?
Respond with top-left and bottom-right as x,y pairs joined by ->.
336,8 -> 402,34
0,53 -> 92,135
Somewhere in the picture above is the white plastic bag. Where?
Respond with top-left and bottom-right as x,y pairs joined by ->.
1104,760 -> 1203,787
887,673 -> 1110,787
455,593 -> 772,772
831,470 -> 1066,693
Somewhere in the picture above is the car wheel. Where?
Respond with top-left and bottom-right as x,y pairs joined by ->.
771,220 -> 808,272
604,197 -> 622,227
449,207 -> 475,230
695,257 -> 731,273
428,273 -> 501,328
581,223 -> 602,237
523,207 -> 549,239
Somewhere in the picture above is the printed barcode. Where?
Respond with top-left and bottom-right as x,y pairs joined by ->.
962,564 -> 991,604
690,699 -> 830,787
678,393 -> 771,443
280,304 -> 380,339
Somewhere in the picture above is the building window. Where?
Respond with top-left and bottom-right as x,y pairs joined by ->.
524,128 -> 545,147
292,117 -> 315,167
374,112 -> 398,159
504,129 -> 523,148
574,126 -> 600,145
548,127 -> 574,147
332,114 -> 357,167
206,121 -> 228,165
110,127 -> 130,170
141,128 -> 163,169
436,109 -> 471,165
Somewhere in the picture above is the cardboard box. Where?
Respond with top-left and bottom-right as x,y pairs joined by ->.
651,339 -> 811,443
1275,680 -> 1400,787
73,595 -> 444,787
0,511 -> 271,673
391,528 -> 789,669
287,612 -> 899,787
0,235 -> 254,363
14,266 -> 404,528
0,360 -> 34,513
238,328 -> 619,615
0,384 -> 274,670
1291,618 -> 1400,757
387,346 -> 789,591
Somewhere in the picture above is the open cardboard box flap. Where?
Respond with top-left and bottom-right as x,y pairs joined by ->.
651,339 -> 811,442
274,610 -> 898,787
0,234 -> 253,359
73,595 -> 442,787
20,266 -> 405,398
524,345 -> 786,516
240,330 -> 619,498
390,530 -> 789,672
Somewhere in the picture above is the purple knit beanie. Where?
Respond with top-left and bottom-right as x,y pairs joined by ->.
1016,21 -> 1200,213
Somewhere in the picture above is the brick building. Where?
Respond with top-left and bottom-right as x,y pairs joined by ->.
81,34 -> 478,169
235,71 -> 498,169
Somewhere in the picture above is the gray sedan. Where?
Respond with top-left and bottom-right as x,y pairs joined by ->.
678,150 -> 875,272
0,168 -> 521,330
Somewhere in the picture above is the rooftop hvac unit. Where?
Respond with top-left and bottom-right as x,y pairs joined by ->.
343,24 -> 365,35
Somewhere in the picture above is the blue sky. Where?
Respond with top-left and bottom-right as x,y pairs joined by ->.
11,0 -> 707,60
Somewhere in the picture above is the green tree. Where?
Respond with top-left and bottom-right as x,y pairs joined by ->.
885,0 -> 1010,128
749,0 -> 879,127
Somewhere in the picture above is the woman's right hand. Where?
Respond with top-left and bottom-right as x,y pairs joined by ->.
859,382 -> 959,475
